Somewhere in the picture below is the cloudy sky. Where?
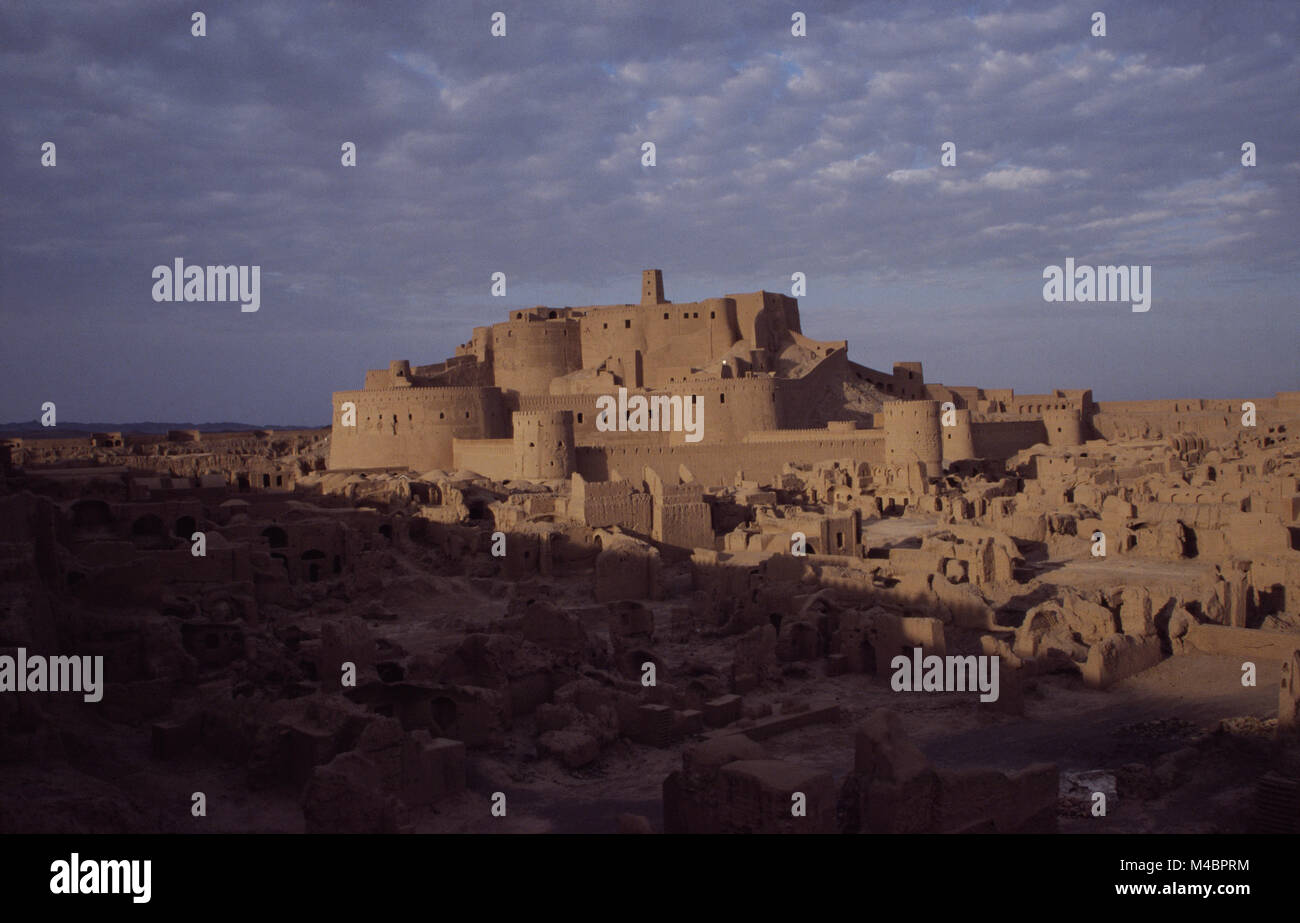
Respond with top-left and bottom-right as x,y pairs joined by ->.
2,0 -> 1296,425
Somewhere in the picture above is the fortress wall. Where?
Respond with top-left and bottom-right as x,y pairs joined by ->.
1091,394 -> 1298,441
1092,412 -> 1238,442
641,298 -> 740,380
685,377 -> 783,442
891,362 -> 927,400
14,437 -> 97,451
787,330 -> 845,357
656,500 -> 714,550
981,388 -> 1015,409
451,438 -> 514,481
564,379 -> 783,446
777,348 -> 856,427
847,360 -> 916,399
328,386 -> 508,472
577,305 -> 643,379
1002,393 -> 1083,415
946,385 -> 985,408
579,428 -> 677,448
577,299 -> 740,387
521,383 -> 784,446
453,325 -> 493,364
1096,398 -> 1241,415
569,474 -> 654,533
414,356 -> 492,388
742,428 -> 881,443
730,291 -> 797,353
971,419 -> 1048,460
577,433 -> 886,488
491,317 -> 583,394
577,492 -> 652,533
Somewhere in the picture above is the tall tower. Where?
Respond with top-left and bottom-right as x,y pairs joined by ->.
1043,409 -> 1084,447
883,400 -> 943,479
942,408 -> 976,465
513,411 -> 576,480
641,269 -> 666,305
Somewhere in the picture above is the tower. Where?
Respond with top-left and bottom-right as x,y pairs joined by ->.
1043,409 -> 1084,447
942,408 -> 976,465
641,269 -> 665,305
512,411 -> 576,480
883,400 -> 943,478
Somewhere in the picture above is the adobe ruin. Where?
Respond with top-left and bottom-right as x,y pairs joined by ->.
0,272 -> 1296,834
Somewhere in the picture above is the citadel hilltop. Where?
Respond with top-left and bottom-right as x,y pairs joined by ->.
328,269 -> 1291,491
328,269 -> 1066,484
0,270 -> 1296,836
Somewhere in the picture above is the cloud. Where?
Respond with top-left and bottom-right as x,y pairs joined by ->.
0,0 -> 1296,421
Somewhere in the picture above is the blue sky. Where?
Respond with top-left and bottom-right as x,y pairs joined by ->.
1,0 -> 1296,424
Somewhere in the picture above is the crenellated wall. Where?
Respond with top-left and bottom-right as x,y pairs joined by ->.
328,386 -> 509,471
1091,393 -> 1299,441
971,419 -> 1048,460
576,428 -> 886,487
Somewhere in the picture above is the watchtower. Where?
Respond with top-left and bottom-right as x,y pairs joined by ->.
641,269 -> 666,306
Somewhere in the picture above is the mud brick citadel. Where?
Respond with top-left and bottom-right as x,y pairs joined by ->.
2,270 -> 1297,835
329,269 -> 1297,492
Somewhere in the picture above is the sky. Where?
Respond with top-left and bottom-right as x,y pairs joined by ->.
1,0 -> 1297,426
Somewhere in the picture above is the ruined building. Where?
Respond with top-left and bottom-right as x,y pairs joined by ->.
327,271 -> 1297,493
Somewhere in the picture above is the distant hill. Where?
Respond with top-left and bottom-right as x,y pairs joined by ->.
0,421 -> 328,437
